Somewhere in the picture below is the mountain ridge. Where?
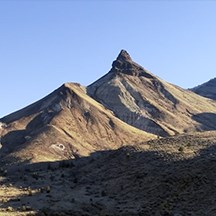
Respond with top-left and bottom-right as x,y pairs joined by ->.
191,77 -> 216,100
87,50 -> 216,136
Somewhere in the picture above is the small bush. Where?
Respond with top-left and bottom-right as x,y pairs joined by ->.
178,146 -> 184,152
126,152 -> 130,159
28,189 -> 33,196
101,190 -> 107,197
6,206 -> 13,212
1,198 -> 7,203
32,172 -> 39,180
46,186 -> 51,193
187,142 -> 191,147
3,169 -> 7,176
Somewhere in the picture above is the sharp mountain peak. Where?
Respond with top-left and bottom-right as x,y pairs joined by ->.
116,49 -> 132,62
88,50 -> 216,137
110,49 -> 151,77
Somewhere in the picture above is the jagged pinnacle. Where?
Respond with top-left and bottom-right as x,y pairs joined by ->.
116,50 -> 133,62
111,49 -> 146,76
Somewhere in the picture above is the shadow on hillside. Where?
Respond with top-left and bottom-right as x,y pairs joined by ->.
1,145 -> 216,215
1,130 -> 27,152
192,112 -> 216,131
0,111 -> 58,155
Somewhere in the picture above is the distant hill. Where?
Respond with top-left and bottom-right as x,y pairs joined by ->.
87,50 -> 216,136
191,78 -> 216,100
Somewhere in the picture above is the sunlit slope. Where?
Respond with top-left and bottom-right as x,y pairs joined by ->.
0,83 -> 155,164
88,50 -> 216,136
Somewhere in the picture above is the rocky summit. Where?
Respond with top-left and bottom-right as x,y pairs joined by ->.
111,49 -> 154,78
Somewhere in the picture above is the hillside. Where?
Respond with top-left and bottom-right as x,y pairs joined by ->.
88,50 -> 216,136
0,82 -> 154,165
1,131 -> 216,215
191,77 -> 216,100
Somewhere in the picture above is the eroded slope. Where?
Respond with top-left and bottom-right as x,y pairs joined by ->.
88,50 -> 216,136
0,83 -> 155,164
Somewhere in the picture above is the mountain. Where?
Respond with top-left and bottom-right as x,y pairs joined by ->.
0,82 -> 155,165
191,78 -> 216,100
2,50 -> 216,216
87,50 -> 216,136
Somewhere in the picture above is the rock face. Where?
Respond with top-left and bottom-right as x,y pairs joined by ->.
111,50 -> 154,78
191,78 -> 216,100
0,83 -> 154,165
87,50 -> 216,136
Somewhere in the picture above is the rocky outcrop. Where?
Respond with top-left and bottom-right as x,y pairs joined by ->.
111,50 -> 154,78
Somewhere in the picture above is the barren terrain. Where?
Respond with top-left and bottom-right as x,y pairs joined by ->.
1,131 -> 216,215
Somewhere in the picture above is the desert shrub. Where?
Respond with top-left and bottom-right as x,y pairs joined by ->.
73,177 -> 78,183
28,189 -> 33,196
46,186 -> 51,193
178,146 -> 184,152
32,172 -> 39,180
47,163 -> 51,170
101,190 -> 107,197
59,160 -> 72,168
1,198 -> 7,203
50,175 -> 55,181
187,142 -> 191,147
6,206 -> 13,212
126,152 -> 130,159
3,169 -> 7,176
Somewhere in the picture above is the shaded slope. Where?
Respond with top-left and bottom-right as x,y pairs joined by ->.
0,83 -> 155,164
1,131 -> 216,215
191,77 -> 216,100
87,50 -> 216,136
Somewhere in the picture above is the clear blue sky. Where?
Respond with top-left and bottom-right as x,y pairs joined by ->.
0,0 -> 216,117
